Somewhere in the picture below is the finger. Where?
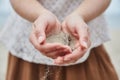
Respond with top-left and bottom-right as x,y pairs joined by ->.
44,51 -> 59,59
61,22 -> 69,34
46,47 -> 71,58
29,31 -> 41,50
76,24 -> 90,49
56,20 -> 62,33
33,23 -> 46,44
41,43 -> 72,53
45,49 -> 70,59
55,55 -> 78,65
59,59 -> 77,65
54,57 -> 64,65
64,47 -> 86,62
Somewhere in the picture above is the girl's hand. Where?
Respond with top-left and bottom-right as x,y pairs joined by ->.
29,10 -> 71,59
55,12 -> 91,64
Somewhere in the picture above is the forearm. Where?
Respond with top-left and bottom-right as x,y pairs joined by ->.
10,0 -> 46,22
75,0 -> 111,22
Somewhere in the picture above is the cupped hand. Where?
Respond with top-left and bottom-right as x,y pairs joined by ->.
29,10 -> 71,59
54,12 -> 91,65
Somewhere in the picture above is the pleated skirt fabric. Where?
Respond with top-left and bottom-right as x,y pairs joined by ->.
6,45 -> 118,80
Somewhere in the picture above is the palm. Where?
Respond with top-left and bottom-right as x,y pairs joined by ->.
30,11 -> 72,59
54,12 -> 91,64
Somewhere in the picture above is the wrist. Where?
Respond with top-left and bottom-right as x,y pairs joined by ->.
38,7 -> 48,15
34,8 -> 50,22
70,11 -> 85,22
73,10 -> 89,22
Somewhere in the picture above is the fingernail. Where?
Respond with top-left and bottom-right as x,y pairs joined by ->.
38,36 -> 43,44
82,41 -> 88,48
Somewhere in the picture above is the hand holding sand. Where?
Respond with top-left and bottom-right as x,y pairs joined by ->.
55,12 -> 91,64
29,10 -> 71,59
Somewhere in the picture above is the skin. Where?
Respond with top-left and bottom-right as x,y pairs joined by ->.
10,0 -> 72,59
10,0 -> 111,65
55,0 -> 111,64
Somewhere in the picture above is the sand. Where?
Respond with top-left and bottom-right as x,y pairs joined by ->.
0,28 -> 120,80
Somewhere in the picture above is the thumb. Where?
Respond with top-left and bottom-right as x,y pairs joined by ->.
37,27 -> 46,44
61,22 -> 69,34
77,29 -> 88,49
33,23 -> 46,44
38,34 -> 46,44
80,39 -> 88,49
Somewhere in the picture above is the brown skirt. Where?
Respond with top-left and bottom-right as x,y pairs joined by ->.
6,45 -> 118,80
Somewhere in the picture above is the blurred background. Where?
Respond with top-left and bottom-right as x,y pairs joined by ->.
0,0 -> 120,80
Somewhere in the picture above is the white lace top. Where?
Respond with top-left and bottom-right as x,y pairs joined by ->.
0,0 -> 110,66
